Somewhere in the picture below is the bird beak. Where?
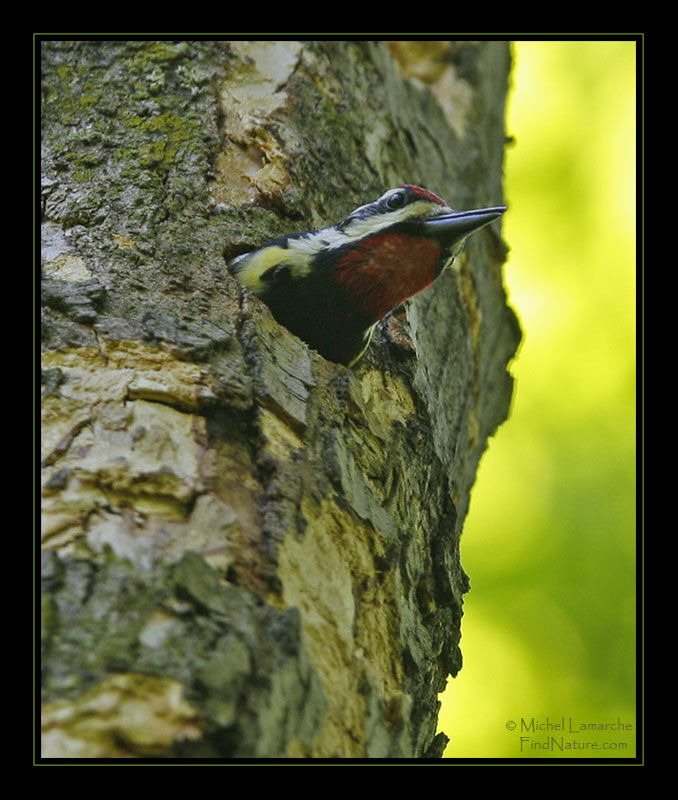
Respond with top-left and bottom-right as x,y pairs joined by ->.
423,206 -> 507,244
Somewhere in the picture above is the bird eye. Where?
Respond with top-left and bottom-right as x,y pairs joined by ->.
385,190 -> 407,210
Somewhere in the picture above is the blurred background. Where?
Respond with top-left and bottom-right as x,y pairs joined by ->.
438,40 -> 637,758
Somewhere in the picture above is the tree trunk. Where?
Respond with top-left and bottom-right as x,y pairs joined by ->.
40,39 -> 520,760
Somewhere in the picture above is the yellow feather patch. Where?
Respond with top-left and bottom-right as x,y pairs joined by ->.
232,245 -> 309,292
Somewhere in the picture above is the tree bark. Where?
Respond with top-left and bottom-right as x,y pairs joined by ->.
40,39 -> 520,760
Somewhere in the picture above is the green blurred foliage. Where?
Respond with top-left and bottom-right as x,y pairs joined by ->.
439,40 -> 637,758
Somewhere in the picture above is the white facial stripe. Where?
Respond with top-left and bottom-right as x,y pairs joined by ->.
337,199 -> 449,242
230,190 -> 453,292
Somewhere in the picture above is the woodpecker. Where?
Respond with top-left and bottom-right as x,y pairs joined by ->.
228,185 -> 506,366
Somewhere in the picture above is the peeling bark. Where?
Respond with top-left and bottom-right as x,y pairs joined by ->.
40,39 -> 520,760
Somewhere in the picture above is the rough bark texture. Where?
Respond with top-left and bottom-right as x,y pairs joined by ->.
40,40 -> 520,760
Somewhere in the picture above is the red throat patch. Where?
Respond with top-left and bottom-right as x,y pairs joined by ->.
333,233 -> 442,321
